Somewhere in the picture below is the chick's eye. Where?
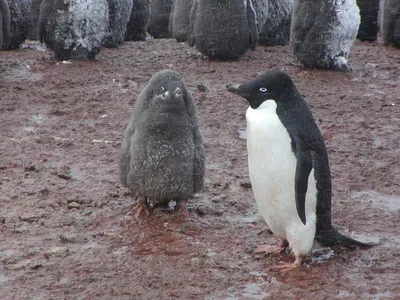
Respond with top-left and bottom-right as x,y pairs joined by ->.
160,86 -> 165,92
259,87 -> 267,92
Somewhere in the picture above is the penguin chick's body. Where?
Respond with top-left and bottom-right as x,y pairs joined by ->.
169,0 -> 193,42
39,0 -> 109,61
7,0 -> 31,49
188,0 -> 257,60
103,0 -> 133,48
228,70 -> 373,270
119,69 -> 205,216
380,0 -> 400,47
124,0 -> 150,41
290,0 -> 360,71
0,0 -> 11,50
147,0 -> 174,38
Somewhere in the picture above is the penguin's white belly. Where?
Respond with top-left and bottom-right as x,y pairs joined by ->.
246,101 -> 317,255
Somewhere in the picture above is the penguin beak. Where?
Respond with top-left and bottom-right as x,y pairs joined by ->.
227,84 -> 250,97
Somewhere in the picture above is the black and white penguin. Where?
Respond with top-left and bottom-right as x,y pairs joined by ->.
39,0 -> 109,61
147,0 -> 174,38
290,0 -> 360,71
356,0 -> 379,41
103,0 -> 133,48
168,0 -> 193,42
188,0 -> 257,60
258,0 -> 293,46
0,0 -> 11,50
7,0 -> 31,49
380,0 -> 400,47
124,0 -> 150,41
29,0 -> 42,40
228,70 -> 373,270
119,69 -> 205,217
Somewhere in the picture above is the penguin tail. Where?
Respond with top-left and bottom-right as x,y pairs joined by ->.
315,227 -> 376,251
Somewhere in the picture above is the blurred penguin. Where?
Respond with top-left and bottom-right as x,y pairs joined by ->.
119,69 -> 205,217
169,0 -> 193,42
39,0 -> 109,60
147,0 -> 174,38
29,0 -> 42,40
291,0 -> 360,71
7,0 -> 31,49
103,0 -> 133,47
188,0 -> 257,60
356,0 -> 379,41
380,0 -> 400,47
124,0 -> 150,41
0,0 -> 11,50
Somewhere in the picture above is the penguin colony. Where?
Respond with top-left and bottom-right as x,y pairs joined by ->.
2,1 -> 398,59
4,0 -> 383,270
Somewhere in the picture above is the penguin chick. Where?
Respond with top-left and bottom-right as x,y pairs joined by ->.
119,69 -> 205,217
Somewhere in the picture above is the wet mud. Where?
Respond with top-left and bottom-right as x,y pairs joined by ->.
0,39 -> 399,299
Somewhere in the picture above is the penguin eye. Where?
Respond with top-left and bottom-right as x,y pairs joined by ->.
259,87 -> 267,92
160,86 -> 165,92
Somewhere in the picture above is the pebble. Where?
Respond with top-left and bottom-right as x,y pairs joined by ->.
68,201 -> 80,209
59,233 -> 88,244
43,246 -> 69,258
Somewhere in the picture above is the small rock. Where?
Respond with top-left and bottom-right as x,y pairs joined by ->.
44,246 -> 69,258
68,202 -> 80,209
19,212 -> 44,223
59,233 -> 88,244
5,260 -> 31,270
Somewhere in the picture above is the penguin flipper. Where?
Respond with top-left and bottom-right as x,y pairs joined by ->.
192,129 -> 205,193
294,137 -> 313,225
119,118 -> 135,187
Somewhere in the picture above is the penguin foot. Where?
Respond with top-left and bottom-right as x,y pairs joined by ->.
129,196 -> 151,218
255,238 -> 288,254
175,199 -> 191,218
273,256 -> 306,273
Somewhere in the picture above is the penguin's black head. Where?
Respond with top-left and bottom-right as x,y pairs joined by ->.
227,70 -> 298,109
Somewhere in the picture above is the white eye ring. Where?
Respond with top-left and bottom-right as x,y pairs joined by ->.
160,86 -> 165,91
259,87 -> 267,92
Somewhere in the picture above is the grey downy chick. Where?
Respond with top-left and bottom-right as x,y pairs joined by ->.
119,69 -> 205,217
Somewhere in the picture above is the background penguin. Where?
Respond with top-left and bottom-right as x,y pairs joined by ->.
356,0 -> 379,41
103,0 -> 133,48
188,0 -> 257,60
39,0 -> 109,61
380,0 -> 400,48
6,0 -> 31,49
168,0 -> 193,42
290,0 -> 360,71
250,0 -> 268,42
29,0 -> 42,40
227,70 -> 373,271
124,0 -> 150,41
258,0 -> 293,46
147,0 -> 174,38
119,69 -> 205,217
0,0 -> 11,50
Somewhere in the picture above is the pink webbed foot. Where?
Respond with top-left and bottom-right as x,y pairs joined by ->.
129,196 -> 151,218
175,199 -> 191,218
255,238 -> 288,254
273,255 -> 306,273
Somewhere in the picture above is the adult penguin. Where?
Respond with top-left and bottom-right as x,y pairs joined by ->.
7,0 -> 31,49
119,69 -> 205,217
380,0 -> 400,47
188,0 -> 257,60
290,0 -> 360,71
227,70 -> 373,270
258,0 -> 293,46
356,0 -> 379,41
0,0 -> 11,50
147,0 -> 174,38
103,0 -> 133,48
39,0 -> 109,60
124,0 -> 150,41
168,0 -> 193,42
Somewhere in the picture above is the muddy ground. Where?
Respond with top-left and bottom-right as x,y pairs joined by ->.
0,39 -> 399,299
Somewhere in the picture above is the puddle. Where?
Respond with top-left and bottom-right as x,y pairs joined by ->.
237,128 -> 247,140
0,274 -> 9,285
207,283 -> 269,300
310,248 -> 335,263
352,191 -> 400,211
1,64 -> 43,82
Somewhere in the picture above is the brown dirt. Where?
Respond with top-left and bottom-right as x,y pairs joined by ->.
0,39 -> 399,299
